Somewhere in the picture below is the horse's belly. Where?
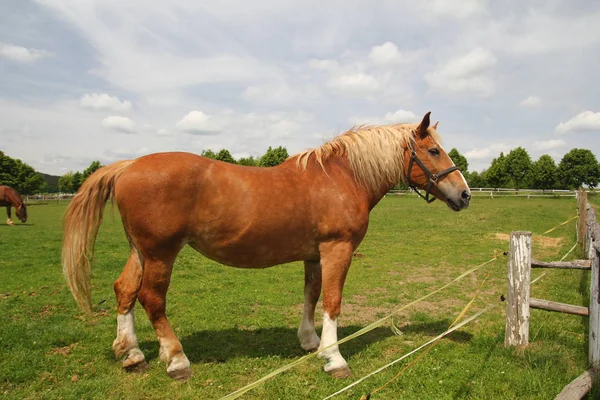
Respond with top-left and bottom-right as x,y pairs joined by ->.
188,232 -> 318,269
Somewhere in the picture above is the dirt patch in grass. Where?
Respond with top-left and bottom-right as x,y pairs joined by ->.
490,233 -> 565,258
48,343 -> 77,356
339,303 -> 400,325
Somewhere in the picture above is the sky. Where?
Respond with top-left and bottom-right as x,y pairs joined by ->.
0,0 -> 599,176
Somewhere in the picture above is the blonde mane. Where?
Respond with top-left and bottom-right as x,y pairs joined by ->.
295,123 -> 441,191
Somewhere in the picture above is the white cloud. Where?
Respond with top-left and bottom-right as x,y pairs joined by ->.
101,116 -> 136,133
308,59 -> 339,71
176,111 -> 221,135
80,93 -> 132,112
520,95 -> 542,107
425,48 -> 497,96
0,42 -> 52,63
465,148 -> 490,159
424,0 -> 487,19
369,42 -> 403,66
349,109 -> 419,126
384,109 -> 419,123
327,73 -> 380,94
556,111 -> 600,134
156,129 -> 170,136
532,139 -> 566,151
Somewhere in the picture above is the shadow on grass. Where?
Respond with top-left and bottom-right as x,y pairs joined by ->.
136,319 -> 473,364
138,325 -> 394,363
452,332 -> 502,399
0,223 -> 34,227
396,319 -> 474,343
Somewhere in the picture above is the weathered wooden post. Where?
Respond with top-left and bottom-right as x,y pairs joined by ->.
577,188 -> 587,252
505,231 -> 532,347
589,204 -> 600,369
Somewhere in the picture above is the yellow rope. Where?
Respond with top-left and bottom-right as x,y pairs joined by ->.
354,270 -> 493,400
219,256 -> 499,400
543,215 -> 578,235
322,305 -> 497,400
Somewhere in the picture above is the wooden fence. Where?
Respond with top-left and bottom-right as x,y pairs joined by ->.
505,189 -> 600,399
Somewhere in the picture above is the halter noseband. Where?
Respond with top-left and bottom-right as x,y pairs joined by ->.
406,140 -> 460,204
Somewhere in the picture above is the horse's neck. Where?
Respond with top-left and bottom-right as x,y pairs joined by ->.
4,189 -> 22,207
305,155 -> 396,210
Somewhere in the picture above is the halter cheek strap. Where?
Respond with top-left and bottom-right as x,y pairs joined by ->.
406,145 -> 460,204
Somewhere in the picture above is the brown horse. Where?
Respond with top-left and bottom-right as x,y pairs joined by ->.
62,112 -> 470,381
0,185 -> 27,225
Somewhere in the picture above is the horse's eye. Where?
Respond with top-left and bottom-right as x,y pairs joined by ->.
428,148 -> 440,156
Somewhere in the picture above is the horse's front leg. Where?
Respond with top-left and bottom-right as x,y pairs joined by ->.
317,241 -> 353,379
6,206 -> 14,225
298,260 -> 322,351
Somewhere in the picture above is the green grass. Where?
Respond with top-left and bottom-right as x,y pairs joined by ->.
0,196 -> 594,399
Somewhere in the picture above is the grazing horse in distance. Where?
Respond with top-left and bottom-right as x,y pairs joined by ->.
62,112 -> 471,381
0,185 -> 27,225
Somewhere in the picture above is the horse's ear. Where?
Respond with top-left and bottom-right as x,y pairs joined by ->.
433,121 -> 439,130
416,112 -> 431,139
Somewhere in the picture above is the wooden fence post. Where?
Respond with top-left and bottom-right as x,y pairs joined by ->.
590,247 -> 600,368
505,231 -> 532,347
578,188 -> 588,252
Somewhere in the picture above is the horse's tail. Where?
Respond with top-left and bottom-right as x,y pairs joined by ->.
62,159 -> 135,315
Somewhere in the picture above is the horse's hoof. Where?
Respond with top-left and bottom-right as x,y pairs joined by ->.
167,353 -> 192,381
124,359 -> 149,373
123,349 -> 148,373
328,366 -> 352,379
168,367 -> 192,381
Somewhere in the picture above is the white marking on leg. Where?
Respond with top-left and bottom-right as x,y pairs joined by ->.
318,312 -> 348,372
113,309 -> 143,361
117,310 -> 138,344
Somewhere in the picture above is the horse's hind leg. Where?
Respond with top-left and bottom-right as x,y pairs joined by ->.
112,249 -> 146,372
138,251 -> 191,380
298,260 -> 322,351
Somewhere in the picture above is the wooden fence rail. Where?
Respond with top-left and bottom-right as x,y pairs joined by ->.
505,188 -> 599,399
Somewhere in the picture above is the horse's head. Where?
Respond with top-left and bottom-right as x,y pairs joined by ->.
16,204 -> 27,223
404,112 -> 471,211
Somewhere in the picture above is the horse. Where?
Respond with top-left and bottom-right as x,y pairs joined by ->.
0,185 -> 27,225
62,112 -> 471,381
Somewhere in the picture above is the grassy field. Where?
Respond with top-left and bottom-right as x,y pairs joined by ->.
0,194 -> 596,399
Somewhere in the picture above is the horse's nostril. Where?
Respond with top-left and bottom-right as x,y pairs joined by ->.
461,190 -> 471,202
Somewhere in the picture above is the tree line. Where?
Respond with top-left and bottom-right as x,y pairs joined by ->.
447,147 -> 600,190
1,145 -> 599,195
0,151 -> 46,194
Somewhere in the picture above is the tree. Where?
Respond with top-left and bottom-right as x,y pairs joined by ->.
238,156 -> 258,167
466,170 -> 487,188
0,151 -> 44,194
258,146 -> 289,167
505,147 -> 532,190
557,148 -> 600,189
448,148 -> 468,175
531,155 -> 558,190
0,151 -> 19,188
59,172 -> 74,193
83,161 -> 104,180
215,149 -> 237,164
486,152 -> 509,189
72,172 -> 83,193
201,149 -> 217,159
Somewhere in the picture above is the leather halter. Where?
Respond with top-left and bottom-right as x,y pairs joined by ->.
406,140 -> 460,204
